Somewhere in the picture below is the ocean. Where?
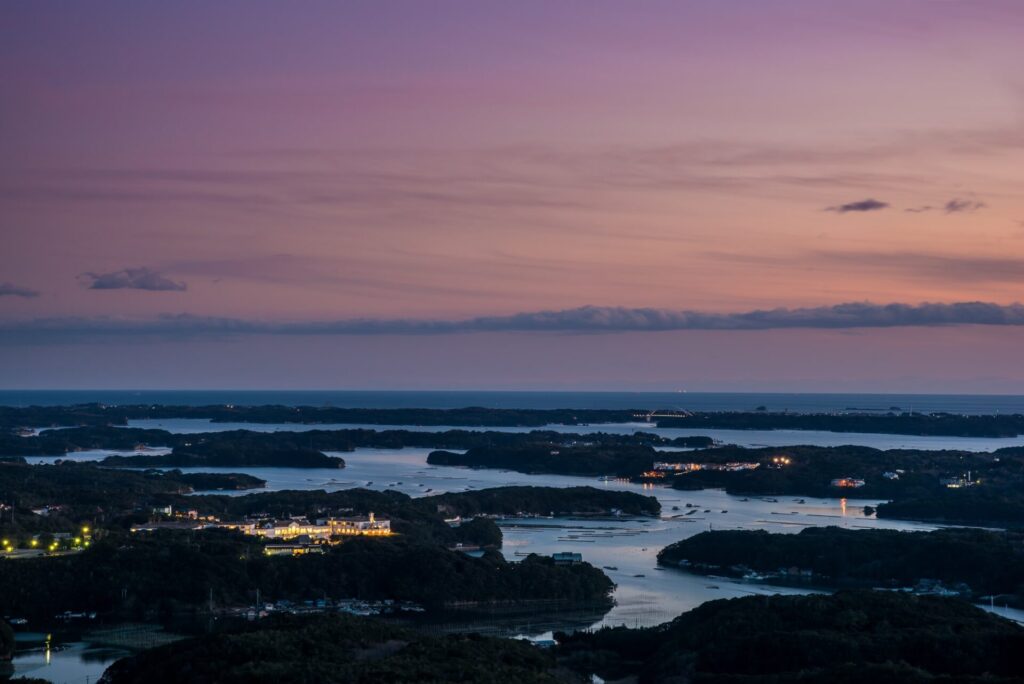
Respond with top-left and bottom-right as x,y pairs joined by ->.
1,389 -> 1024,414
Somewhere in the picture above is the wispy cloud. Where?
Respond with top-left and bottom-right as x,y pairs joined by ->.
80,268 -> 187,292
825,198 -> 889,213
3,301 -> 1024,343
944,198 -> 986,214
0,282 -> 39,298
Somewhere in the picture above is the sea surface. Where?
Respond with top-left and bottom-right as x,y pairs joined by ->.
5,389 -> 1024,414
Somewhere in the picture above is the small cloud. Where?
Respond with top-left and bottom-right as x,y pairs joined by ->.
80,267 -> 187,291
0,281 -> 39,298
825,198 -> 889,213
904,206 -> 933,213
944,198 -> 986,214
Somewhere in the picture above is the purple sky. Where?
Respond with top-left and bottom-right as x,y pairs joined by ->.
2,1 -> 1024,391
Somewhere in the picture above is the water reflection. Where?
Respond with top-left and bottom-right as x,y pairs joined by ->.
7,640 -> 128,684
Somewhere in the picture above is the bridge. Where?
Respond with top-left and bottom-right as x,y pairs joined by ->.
633,410 -> 693,422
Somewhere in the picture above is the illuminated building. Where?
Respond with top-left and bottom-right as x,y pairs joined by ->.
654,461 -> 760,473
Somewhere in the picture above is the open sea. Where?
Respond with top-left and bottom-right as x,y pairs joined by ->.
3,390 -> 1024,414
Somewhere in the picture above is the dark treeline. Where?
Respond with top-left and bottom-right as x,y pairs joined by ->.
1,460 -> 647,542
7,403 -> 1024,437
0,462 -> 264,536
2,469 -> 627,625
658,411 -> 1024,437
0,404 -> 641,430
0,531 -> 614,625
0,619 -> 12,662
100,591 -> 1024,683
876,480 -> 1024,527
660,444 -> 1024,526
557,590 -> 1024,683
658,527 -> 1024,605
427,441 -> 1024,525
102,613 -> 559,684
0,424 -> 711,460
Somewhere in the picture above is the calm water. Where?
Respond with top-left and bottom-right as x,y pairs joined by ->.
7,638 -> 127,684
5,389 -> 1024,414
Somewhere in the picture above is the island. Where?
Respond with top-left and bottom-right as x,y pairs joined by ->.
5,403 -> 1024,437
557,590 -> 1024,683
0,423 -> 712,458
96,591 -> 1024,683
657,527 -> 1024,607
0,463 -> 623,626
102,613 -> 559,684
657,410 -> 1024,437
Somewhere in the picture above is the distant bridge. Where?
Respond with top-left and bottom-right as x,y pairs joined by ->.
633,410 -> 693,422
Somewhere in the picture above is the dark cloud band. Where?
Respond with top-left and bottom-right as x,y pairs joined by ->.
3,301 -> 1024,342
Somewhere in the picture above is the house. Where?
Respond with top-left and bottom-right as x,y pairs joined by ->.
830,478 -> 865,489
552,552 -> 583,565
941,474 -> 978,489
263,535 -> 325,556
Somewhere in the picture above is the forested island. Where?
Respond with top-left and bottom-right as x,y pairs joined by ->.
657,410 -> 1024,437
428,444 -> 665,478
0,531 -> 613,625
89,591 -> 1024,683
0,460 -> 652,544
0,619 -> 12,663
658,527 -> 1024,607
423,440 -> 1024,526
101,613 -> 560,684
557,590 -> 1024,683
0,423 -> 710,459
0,404 -> 640,431
5,402 -> 1024,437
0,461 -> 655,625
99,447 -> 345,469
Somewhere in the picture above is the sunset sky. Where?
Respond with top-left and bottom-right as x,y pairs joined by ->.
2,1 -> 1024,391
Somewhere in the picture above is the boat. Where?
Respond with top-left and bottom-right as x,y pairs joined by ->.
633,573 -> 646,578
603,565 -> 618,571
